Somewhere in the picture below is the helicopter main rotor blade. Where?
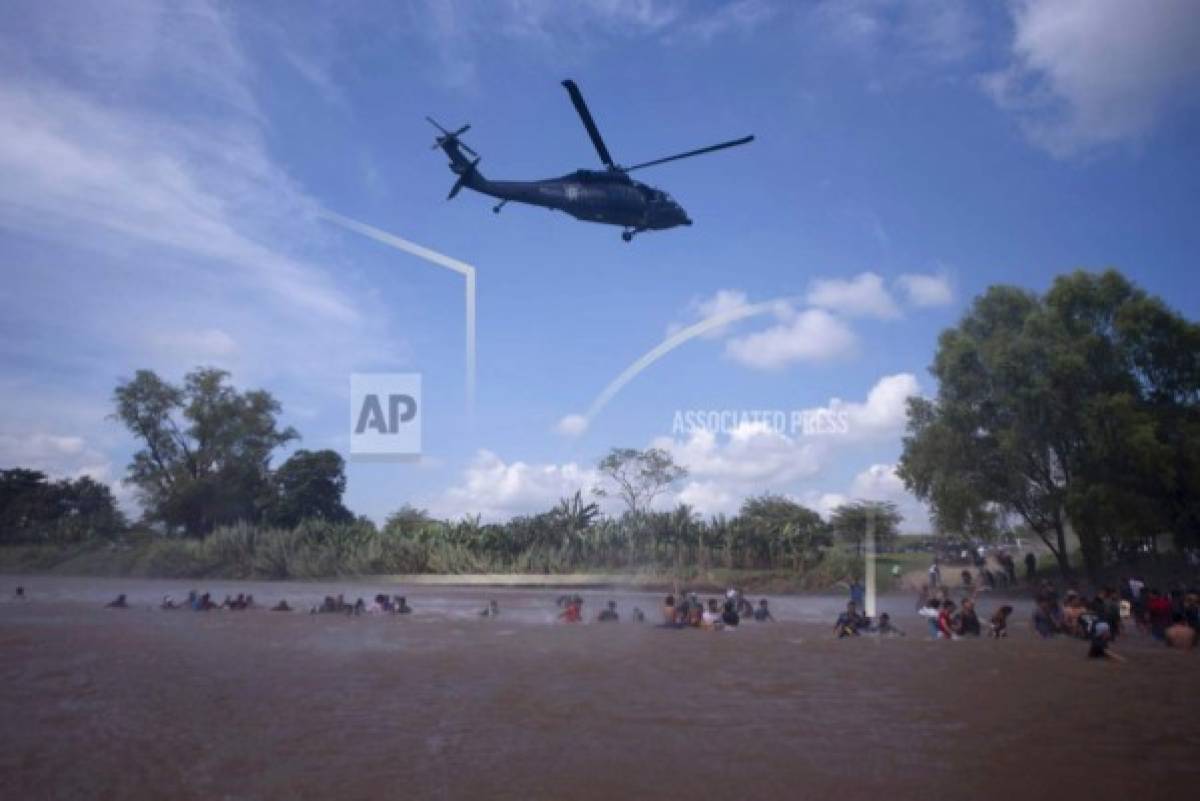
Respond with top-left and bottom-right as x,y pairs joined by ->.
624,135 -> 755,172
561,79 -> 615,169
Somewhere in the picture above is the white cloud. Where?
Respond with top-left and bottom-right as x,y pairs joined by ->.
803,372 -> 921,441
0,83 -> 355,323
555,414 -> 589,437
667,288 -> 751,339
895,272 -> 953,308
656,422 -> 824,485
985,0 -> 1200,156
652,423 -> 825,515
457,371 -> 923,521
805,272 -> 901,319
809,0 -> 981,74
435,450 -> 601,521
725,308 -> 857,370
848,462 -> 931,532
0,431 -> 115,488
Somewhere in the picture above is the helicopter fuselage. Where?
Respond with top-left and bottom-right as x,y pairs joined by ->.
437,135 -> 689,233
480,170 -> 691,230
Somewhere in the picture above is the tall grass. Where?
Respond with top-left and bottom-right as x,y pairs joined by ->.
0,518 -> 867,587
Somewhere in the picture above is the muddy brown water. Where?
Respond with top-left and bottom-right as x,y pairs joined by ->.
1,576 -> 1197,800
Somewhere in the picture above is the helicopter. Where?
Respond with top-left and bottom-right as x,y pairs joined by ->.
429,79 -> 753,242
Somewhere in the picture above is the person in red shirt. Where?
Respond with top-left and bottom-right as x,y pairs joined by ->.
937,600 -> 957,639
1146,590 -> 1172,640
559,596 -> 583,623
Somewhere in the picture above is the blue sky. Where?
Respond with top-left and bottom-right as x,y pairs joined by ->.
2,0 -> 1198,531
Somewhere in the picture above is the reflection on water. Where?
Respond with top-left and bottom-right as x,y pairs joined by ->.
1,576 -> 1198,800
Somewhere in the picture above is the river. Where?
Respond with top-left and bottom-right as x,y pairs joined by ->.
1,575 -> 1197,800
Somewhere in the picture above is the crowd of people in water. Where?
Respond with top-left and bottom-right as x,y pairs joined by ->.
550,589 -> 773,629
8,565 -> 1199,660
903,564 -> 1200,660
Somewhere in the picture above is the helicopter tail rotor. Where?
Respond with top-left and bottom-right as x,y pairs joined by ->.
427,116 -> 478,157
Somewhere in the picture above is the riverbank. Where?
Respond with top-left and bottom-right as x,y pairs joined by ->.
0,540 -> 907,594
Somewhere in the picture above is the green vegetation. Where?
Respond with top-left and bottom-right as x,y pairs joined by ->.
899,270 -> 1200,579
0,366 -> 894,585
4,269 -> 1195,587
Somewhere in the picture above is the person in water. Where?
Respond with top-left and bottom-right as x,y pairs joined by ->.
1165,612 -> 1196,650
918,598 -> 941,637
631,607 -> 645,623
701,599 -> 724,630
1087,621 -> 1125,661
936,600 -> 957,639
721,599 -> 740,628
15,585 -> 25,600
687,599 -> 705,628
956,598 -> 981,637
874,613 -> 904,636
848,579 -> 865,610
106,594 -> 128,608
271,599 -> 291,612
834,601 -> 864,638
481,599 -> 501,618
395,596 -> 412,614
661,595 -> 677,625
598,600 -> 619,622
990,606 -> 1013,638
753,599 -> 773,622
1032,599 -> 1059,637
559,597 -> 583,623
161,595 -> 178,610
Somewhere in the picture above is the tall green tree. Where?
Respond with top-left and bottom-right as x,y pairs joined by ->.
113,367 -> 297,536
0,469 -> 124,544
268,449 -> 352,528
594,447 -> 687,517
734,494 -> 829,569
899,270 -> 1200,578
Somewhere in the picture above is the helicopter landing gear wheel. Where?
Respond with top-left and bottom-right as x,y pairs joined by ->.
493,200 -> 507,214
621,230 -> 633,242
